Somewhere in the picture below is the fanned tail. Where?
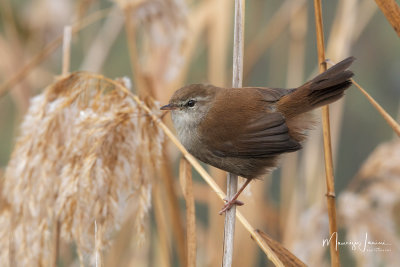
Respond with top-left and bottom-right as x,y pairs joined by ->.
278,57 -> 355,118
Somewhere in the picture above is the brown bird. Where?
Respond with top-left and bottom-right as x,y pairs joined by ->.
161,57 -> 355,213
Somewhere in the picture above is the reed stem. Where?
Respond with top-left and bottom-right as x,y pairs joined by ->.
374,0 -> 400,37
352,79 -> 400,137
62,26 -> 72,76
313,1 -> 340,266
222,0 -> 245,266
179,158 -> 197,267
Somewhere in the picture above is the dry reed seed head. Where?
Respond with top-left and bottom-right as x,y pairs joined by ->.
338,139 -> 400,266
0,209 -> 11,265
1,72 -> 165,266
115,0 -> 188,82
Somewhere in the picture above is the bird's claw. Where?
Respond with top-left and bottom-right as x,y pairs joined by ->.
219,199 -> 244,215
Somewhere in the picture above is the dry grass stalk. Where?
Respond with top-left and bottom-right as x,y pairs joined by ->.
374,0 -> 400,37
313,0 -> 340,266
280,1 -> 358,228
295,1 -> 372,242
352,79 -> 400,137
300,0 -> 362,209
152,183 -> 172,267
339,139 -> 400,266
223,0 -> 245,266
0,7 -> 112,98
301,1 -> 358,208
256,230 -> 307,267
62,26 -> 72,76
283,0 -> 368,262
0,72 -> 164,266
179,158 -> 197,267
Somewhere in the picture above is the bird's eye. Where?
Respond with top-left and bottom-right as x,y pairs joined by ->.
187,100 -> 196,107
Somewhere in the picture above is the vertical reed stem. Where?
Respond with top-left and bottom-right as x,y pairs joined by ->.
179,158 -> 197,267
62,26 -> 72,75
52,25 -> 73,267
152,184 -> 172,267
313,1 -> 340,266
222,173 -> 238,267
222,0 -> 244,266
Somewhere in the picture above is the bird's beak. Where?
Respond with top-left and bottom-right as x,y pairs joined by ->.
160,104 -> 178,110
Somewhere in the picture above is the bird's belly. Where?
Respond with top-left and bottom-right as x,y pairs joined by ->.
187,145 -> 276,179
175,126 -> 277,179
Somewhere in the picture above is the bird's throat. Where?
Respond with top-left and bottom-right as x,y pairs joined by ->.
171,110 -> 202,151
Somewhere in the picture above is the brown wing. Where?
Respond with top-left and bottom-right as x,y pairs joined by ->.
209,112 -> 301,158
199,87 -> 301,158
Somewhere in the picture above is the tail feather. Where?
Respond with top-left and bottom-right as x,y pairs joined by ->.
310,70 -> 353,90
277,57 -> 355,118
309,80 -> 352,106
309,57 -> 355,90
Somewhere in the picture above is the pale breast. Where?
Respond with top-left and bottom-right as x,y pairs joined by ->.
171,110 -> 202,152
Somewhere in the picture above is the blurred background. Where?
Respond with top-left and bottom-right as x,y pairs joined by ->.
0,0 -> 399,266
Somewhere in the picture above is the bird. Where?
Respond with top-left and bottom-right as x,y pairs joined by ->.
161,57 -> 355,213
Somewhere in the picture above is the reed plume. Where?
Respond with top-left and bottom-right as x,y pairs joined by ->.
339,139 -> 400,266
0,72 -> 165,266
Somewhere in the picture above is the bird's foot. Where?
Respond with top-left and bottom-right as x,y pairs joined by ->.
219,198 -> 244,215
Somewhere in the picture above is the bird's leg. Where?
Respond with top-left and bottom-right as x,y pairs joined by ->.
219,179 -> 252,215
